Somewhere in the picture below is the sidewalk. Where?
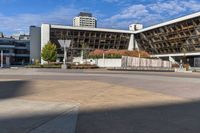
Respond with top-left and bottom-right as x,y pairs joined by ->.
0,99 -> 78,133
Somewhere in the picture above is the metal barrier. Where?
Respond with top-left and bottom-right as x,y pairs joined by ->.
122,56 -> 172,68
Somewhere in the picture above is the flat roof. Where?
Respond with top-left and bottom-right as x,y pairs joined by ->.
134,11 -> 200,33
43,11 -> 200,34
49,24 -> 134,34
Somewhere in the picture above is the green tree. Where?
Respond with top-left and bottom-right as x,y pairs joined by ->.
41,41 -> 57,64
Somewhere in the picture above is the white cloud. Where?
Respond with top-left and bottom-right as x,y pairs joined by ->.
108,4 -> 148,20
2,0 -> 200,34
181,0 -> 200,11
149,1 -> 186,15
100,0 -> 200,29
0,6 -> 79,35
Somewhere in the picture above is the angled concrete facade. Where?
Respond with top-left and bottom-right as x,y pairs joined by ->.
134,12 -> 200,67
36,24 -> 135,63
30,12 -> 200,66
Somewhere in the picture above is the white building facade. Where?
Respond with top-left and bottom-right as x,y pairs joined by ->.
73,12 -> 97,28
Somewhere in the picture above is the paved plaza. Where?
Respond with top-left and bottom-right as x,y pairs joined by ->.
0,68 -> 200,133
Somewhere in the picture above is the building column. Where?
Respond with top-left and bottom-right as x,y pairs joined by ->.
1,50 -> 3,68
128,34 -> 139,51
41,24 -> 50,64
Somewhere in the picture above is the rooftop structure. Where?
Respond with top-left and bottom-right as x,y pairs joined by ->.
129,24 -> 143,31
12,34 -> 30,40
79,12 -> 92,17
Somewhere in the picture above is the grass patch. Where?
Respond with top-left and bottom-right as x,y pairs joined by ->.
26,63 -> 98,69
70,64 -> 98,69
26,64 -> 61,68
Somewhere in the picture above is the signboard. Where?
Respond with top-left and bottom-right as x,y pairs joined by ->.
58,40 -> 71,48
58,40 -> 71,68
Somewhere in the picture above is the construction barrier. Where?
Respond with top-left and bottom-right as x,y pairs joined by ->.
122,56 -> 172,68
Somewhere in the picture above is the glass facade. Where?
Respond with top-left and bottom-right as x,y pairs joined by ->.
135,16 -> 200,55
50,28 -> 131,58
0,38 -> 30,65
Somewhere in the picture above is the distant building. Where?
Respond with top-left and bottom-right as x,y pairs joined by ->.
12,34 -> 30,40
0,33 -> 30,66
0,32 -> 4,38
73,12 -> 97,28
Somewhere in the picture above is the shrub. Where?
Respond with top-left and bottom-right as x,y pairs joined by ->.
88,49 -> 150,59
35,59 -> 40,65
26,63 -> 61,68
70,64 -> 98,69
183,64 -> 190,71
172,64 -> 179,68
41,41 -> 57,64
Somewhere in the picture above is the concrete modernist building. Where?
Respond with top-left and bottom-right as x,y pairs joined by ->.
35,24 -> 135,63
0,34 -> 30,66
30,11 -> 200,67
134,12 -> 200,67
73,12 -> 97,28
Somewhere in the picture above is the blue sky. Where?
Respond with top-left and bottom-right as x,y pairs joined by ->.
1,0 -> 200,35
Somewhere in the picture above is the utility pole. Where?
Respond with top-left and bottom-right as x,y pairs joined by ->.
1,50 -> 3,68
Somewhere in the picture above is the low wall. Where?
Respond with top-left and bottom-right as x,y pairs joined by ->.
122,56 -> 172,68
95,59 -> 121,68
93,57 -> 172,68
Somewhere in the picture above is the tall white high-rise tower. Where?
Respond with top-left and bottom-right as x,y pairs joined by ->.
73,12 -> 97,28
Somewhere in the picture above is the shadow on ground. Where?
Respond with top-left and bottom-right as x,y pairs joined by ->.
0,80 -> 30,99
0,111 -> 77,133
0,113 -> 59,133
1,98 -> 200,133
76,101 -> 200,133
1,80 -> 200,133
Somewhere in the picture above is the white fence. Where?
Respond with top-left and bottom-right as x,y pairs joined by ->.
93,57 -> 172,68
122,56 -> 172,68
95,58 -> 121,68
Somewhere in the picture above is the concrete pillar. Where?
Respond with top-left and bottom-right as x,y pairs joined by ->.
128,34 -> 139,51
1,50 -> 3,68
128,34 -> 134,51
30,26 -> 41,63
6,57 -> 10,66
41,24 -> 50,64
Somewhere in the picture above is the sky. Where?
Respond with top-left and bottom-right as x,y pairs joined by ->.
1,0 -> 200,35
